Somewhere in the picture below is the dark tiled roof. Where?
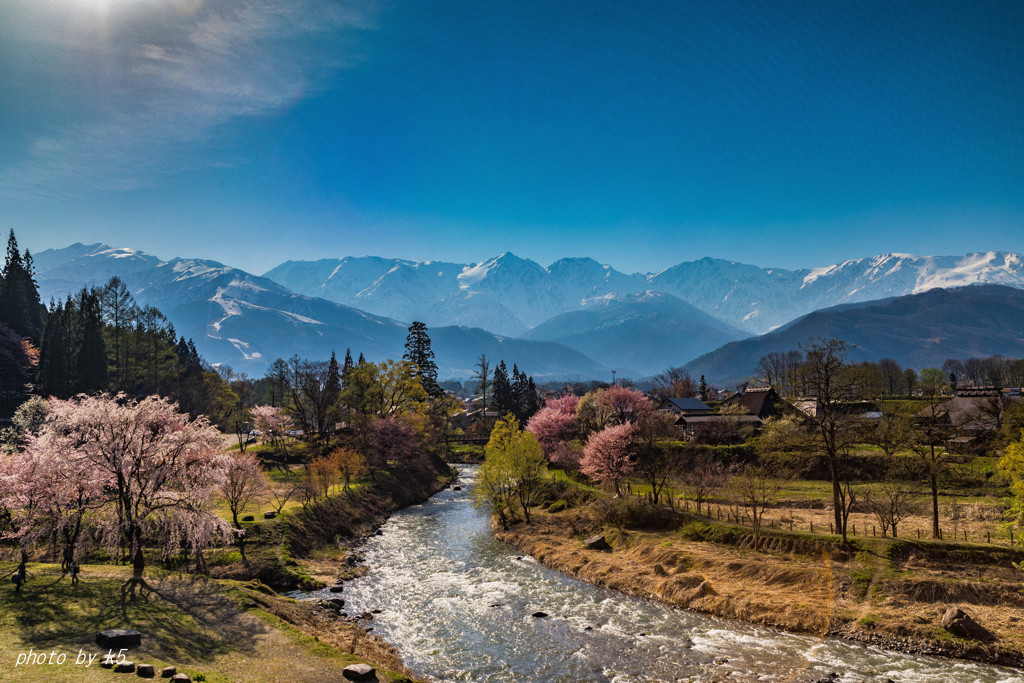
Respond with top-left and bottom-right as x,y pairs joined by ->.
659,398 -> 712,412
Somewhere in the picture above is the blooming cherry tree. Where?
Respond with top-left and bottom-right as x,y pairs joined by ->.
32,394 -> 231,586
526,394 -> 580,468
580,422 -> 636,495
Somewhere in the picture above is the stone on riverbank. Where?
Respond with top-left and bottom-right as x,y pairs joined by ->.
584,535 -> 611,551
942,606 -> 993,641
342,663 -> 376,680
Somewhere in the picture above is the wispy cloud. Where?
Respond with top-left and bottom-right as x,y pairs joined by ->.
0,0 -> 379,199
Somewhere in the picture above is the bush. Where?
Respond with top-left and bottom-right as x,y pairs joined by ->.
594,496 -> 679,531
547,499 -> 568,513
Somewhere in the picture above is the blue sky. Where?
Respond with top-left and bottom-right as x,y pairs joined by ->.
3,0 -> 1022,275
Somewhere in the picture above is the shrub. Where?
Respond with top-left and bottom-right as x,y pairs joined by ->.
593,496 -> 679,530
547,499 -> 568,513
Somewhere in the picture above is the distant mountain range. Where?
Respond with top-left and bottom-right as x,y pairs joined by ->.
33,245 -> 606,380
33,243 -> 1024,382
264,251 -> 1024,335
683,284 -> 1024,387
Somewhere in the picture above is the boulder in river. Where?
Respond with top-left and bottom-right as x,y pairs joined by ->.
941,606 -> 993,641
96,628 -> 142,650
584,535 -> 611,551
328,584 -> 345,593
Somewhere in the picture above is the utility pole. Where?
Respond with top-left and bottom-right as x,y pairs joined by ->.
611,370 -> 616,386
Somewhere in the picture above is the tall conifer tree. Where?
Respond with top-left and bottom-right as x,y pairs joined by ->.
403,321 -> 441,397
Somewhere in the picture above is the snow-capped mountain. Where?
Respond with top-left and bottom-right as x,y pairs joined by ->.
266,253 -> 649,336
33,244 -> 608,379
264,251 -> 1024,335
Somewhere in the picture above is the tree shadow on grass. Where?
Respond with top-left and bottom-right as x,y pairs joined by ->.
7,570 -> 268,664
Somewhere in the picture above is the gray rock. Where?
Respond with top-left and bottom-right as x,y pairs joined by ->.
584,535 -> 611,551
114,660 -> 136,673
160,667 -> 177,678
942,606 -> 993,641
136,663 -> 155,678
342,663 -> 376,680
263,511 -> 277,519
96,628 -> 142,650
170,675 -> 191,682
242,515 -> 255,522
328,584 -> 345,593
328,597 -> 345,609
100,658 -> 115,669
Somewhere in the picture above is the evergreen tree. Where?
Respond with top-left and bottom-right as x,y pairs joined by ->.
326,350 -> 342,412
0,230 -> 46,344
525,377 -> 539,418
358,352 -> 366,365
403,321 -> 441,397
75,288 -> 107,393
342,347 -> 354,388
37,300 -> 71,397
699,375 -> 709,402
493,360 -> 512,416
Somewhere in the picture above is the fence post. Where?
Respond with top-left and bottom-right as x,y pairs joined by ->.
810,521 -> 814,533
829,522 -> 833,534
872,525 -> 875,537
852,523 -> 856,536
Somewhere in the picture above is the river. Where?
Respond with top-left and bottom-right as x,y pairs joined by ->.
307,465 -> 1023,682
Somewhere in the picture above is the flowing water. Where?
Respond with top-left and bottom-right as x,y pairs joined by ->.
306,466 -> 1023,682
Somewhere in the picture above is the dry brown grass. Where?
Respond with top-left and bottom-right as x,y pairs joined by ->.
495,505 -> 1024,669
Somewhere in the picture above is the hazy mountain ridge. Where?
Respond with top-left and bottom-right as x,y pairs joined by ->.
682,284 -> 1024,387
34,244 -> 608,379
263,251 -> 1024,335
523,291 -> 747,376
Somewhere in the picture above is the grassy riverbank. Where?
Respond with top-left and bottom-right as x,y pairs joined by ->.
1,457 -> 454,682
0,563 -> 418,682
495,500 -> 1024,670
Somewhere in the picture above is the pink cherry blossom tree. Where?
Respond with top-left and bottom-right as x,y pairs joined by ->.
526,394 -> 580,467
364,416 -> 419,477
32,393 -> 231,589
220,451 -> 270,563
597,385 -> 653,427
580,422 -> 637,495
